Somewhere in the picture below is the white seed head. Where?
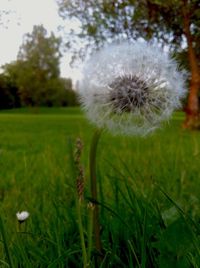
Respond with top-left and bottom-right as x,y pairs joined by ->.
16,211 -> 29,223
79,41 -> 186,136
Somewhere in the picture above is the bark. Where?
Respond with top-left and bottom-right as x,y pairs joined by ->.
182,0 -> 200,129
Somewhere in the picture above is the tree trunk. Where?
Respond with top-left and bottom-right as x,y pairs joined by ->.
182,0 -> 200,129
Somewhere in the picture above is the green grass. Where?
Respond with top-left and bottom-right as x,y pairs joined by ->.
0,107 -> 200,267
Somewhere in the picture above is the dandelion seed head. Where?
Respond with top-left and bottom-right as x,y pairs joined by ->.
79,41 -> 186,136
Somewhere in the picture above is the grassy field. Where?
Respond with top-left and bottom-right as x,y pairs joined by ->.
0,107 -> 200,267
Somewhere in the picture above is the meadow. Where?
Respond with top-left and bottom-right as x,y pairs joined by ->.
0,107 -> 200,267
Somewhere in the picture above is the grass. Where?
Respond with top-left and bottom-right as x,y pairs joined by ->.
0,107 -> 200,267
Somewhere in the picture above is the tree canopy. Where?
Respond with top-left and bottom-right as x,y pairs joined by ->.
58,1 -> 198,56
15,25 -> 62,106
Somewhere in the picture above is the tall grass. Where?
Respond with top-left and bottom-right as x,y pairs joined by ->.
0,108 -> 200,267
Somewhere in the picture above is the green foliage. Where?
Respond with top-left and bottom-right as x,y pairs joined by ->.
0,73 -> 21,109
2,25 -> 77,108
18,25 -> 61,78
57,0 -> 200,65
155,218 -> 193,267
0,109 -> 200,266
59,78 -> 79,106
16,25 -> 62,106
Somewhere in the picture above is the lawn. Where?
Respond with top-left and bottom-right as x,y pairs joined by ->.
0,107 -> 200,267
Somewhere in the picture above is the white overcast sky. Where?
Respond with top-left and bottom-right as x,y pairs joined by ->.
0,0 -> 82,81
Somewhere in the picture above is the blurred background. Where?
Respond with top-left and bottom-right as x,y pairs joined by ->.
1,2 -> 200,267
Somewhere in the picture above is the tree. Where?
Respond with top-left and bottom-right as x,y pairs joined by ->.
57,0 -> 200,129
13,25 -> 62,106
60,78 -> 78,106
0,59 -> 22,110
3,60 -> 76,107
0,73 -> 20,109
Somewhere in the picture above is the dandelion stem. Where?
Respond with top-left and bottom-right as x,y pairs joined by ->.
89,128 -> 103,258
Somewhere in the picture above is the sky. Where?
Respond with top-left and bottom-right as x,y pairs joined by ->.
0,0 -> 82,82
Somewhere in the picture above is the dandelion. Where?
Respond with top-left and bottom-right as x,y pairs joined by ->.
77,41 -> 186,261
79,41 -> 186,135
16,211 -> 29,223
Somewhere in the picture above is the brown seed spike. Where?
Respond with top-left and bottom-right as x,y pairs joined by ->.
74,138 -> 85,201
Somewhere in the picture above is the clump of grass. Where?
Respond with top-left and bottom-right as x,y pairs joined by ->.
0,109 -> 200,267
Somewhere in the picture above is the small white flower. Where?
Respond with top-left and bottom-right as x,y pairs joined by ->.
16,211 -> 29,223
79,41 -> 186,136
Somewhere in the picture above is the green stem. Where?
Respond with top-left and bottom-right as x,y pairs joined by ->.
89,129 -> 102,256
